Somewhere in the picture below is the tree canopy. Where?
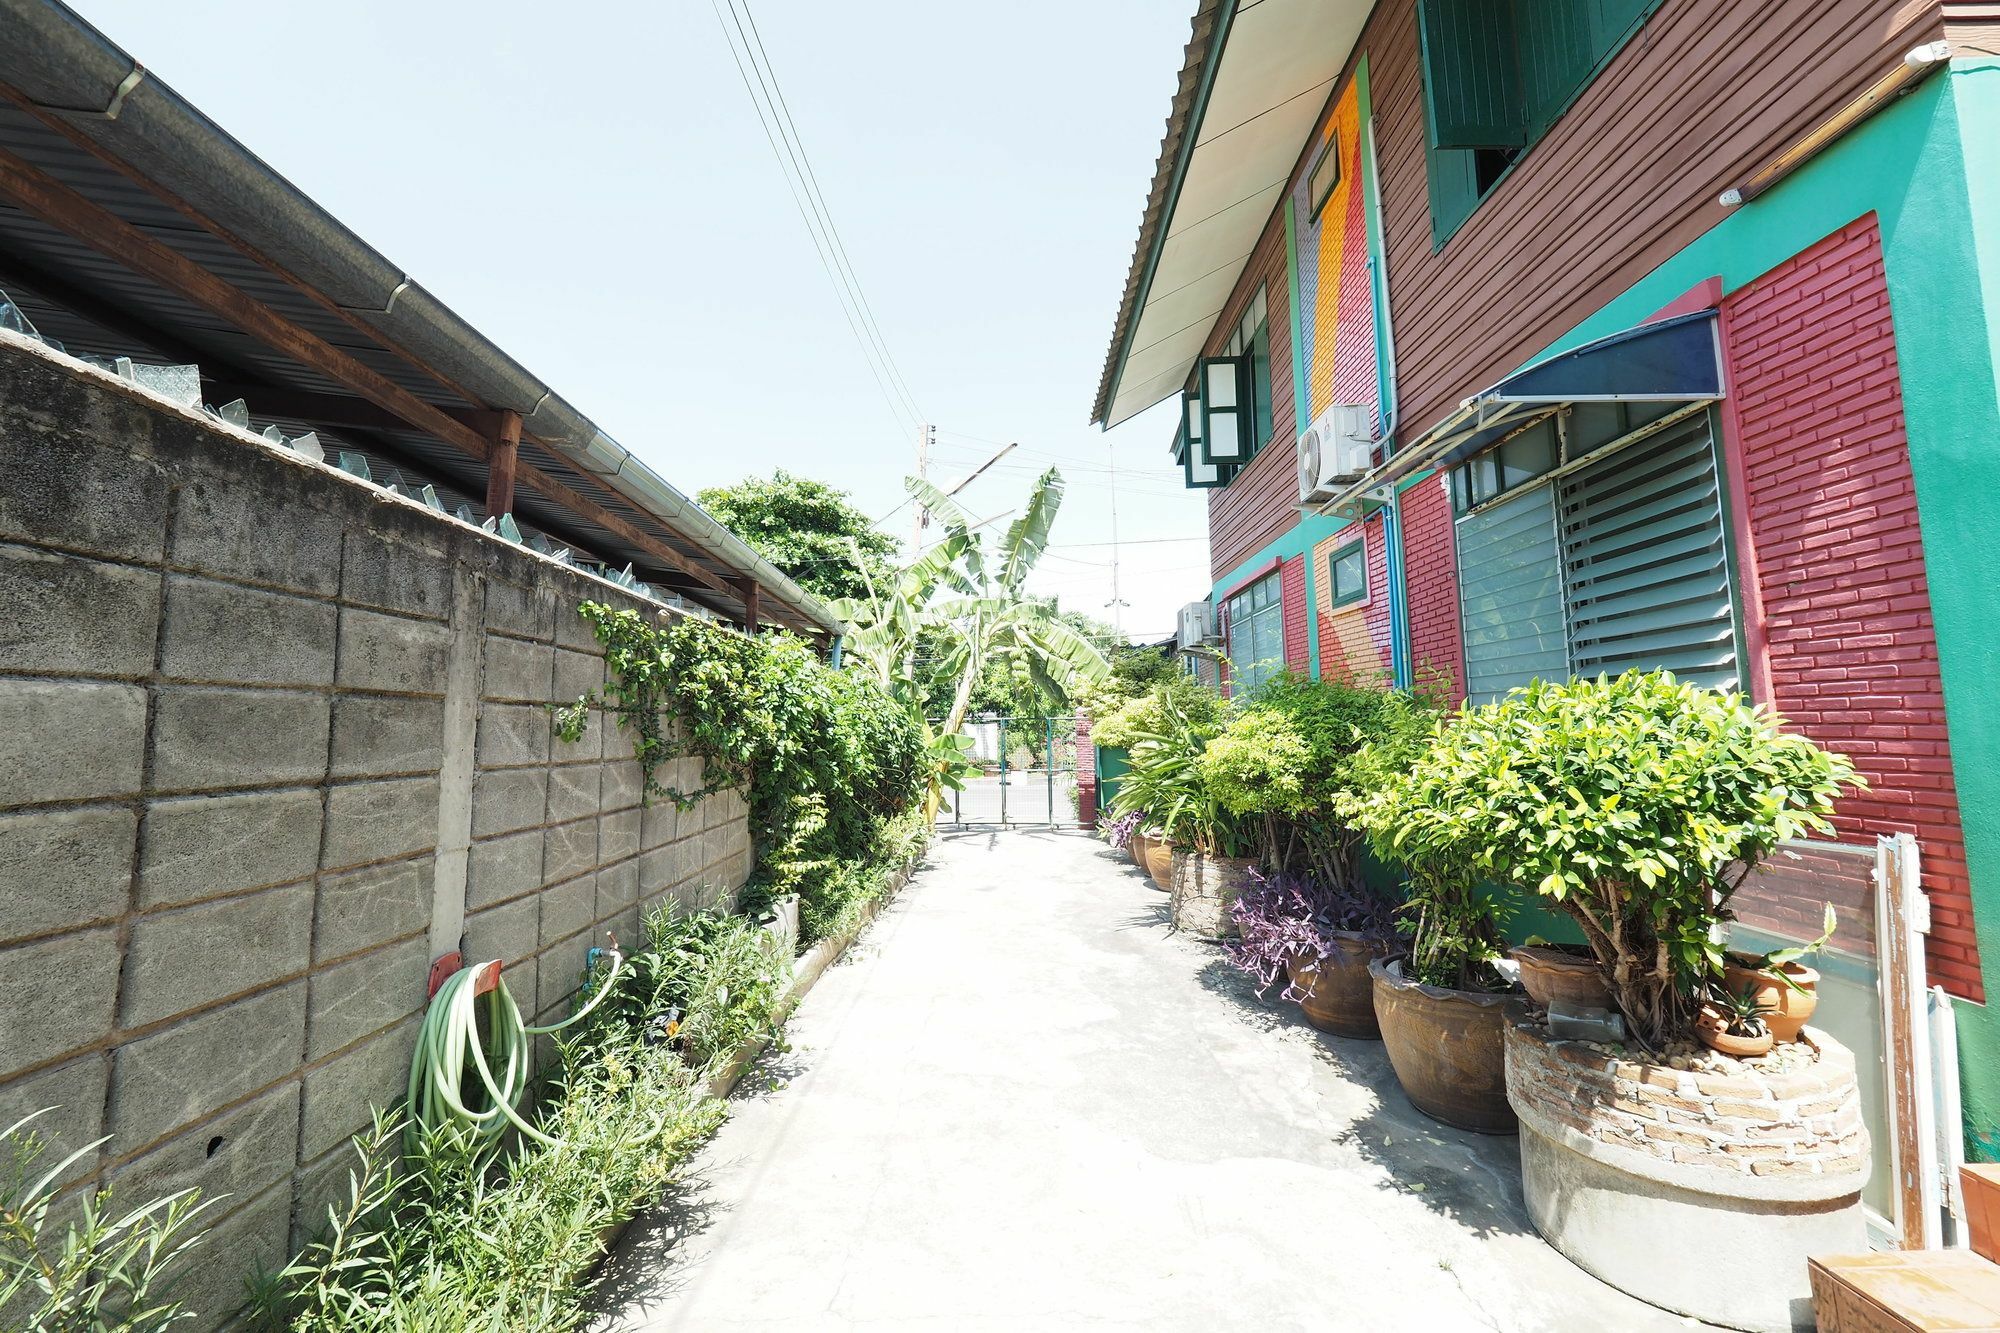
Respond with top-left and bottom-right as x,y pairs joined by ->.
697,470 -> 898,603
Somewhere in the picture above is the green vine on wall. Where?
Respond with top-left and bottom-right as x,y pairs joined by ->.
556,602 -> 925,943
554,603 -> 750,810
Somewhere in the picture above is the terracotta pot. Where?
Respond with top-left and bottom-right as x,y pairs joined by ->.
1962,1164 -> 2000,1265
1168,850 -> 1256,938
1723,959 -> 1817,1043
1695,1003 -> 1774,1059
1142,837 -> 1174,891
1369,956 -> 1521,1134
1287,934 -> 1393,1039
1510,944 -> 1613,1010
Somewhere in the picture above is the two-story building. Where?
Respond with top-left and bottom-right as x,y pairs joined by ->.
1092,0 -> 2000,1225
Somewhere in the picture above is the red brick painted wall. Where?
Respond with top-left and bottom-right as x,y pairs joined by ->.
1281,556 -> 1309,671
1314,516 -> 1394,684
1721,215 -> 1981,999
1400,477 -> 1464,701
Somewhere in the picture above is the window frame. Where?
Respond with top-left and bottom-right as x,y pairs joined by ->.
1307,131 -> 1342,221
1418,0 -> 1666,250
1327,539 -> 1370,609
1224,570 -> 1287,695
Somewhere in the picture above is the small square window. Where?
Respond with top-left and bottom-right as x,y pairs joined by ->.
1329,541 -> 1368,608
1308,133 -> 1342,221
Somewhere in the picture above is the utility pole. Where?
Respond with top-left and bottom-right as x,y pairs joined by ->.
913,421 -> 934,547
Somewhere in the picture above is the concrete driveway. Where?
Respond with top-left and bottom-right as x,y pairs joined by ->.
595,830 -> 1689,1332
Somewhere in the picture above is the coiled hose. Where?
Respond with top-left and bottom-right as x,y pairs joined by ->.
406,950 -> 624,1155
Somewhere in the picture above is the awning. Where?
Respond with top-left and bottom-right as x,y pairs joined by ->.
1313,309 -> 1724,514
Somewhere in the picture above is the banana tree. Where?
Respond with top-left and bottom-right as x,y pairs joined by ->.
828,467 -> 1111,817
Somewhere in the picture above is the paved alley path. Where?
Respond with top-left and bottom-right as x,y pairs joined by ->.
596,831 -> 1686,1332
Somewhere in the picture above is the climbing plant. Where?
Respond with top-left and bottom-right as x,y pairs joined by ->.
558,603 -> 923,942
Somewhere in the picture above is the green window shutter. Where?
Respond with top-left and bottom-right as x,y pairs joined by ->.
1198,355 -> 1251,466
1516,0 -> 1595,135
1425,144 -> 1483,248
1456,482 -> 1568,704
1589,0 -> 1657,47
1418,0 -> 1526,150
1555,412 -> 1740,692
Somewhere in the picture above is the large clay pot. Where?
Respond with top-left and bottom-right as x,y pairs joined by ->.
1510,944 -> 1613,1010
1142,836 -> 1174,891
1369,956 -> 1521,1134
1169,851 -> 1256,939
1287,934 -> 1393,1039
1723,958 -> 1817,1043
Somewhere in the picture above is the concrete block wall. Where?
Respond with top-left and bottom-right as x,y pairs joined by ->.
0,336 -> 752,1324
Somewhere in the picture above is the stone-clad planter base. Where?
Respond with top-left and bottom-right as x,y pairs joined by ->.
1505,1022 -> 1868,1332
1168,851 -> 1256,939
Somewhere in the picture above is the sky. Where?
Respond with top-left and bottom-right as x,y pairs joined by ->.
66,0 -> 1212,642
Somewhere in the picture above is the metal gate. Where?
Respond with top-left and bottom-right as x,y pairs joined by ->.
935,715 -> 1082,828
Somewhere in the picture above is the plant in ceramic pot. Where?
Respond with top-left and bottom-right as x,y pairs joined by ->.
1222,869 -> 1400,1037
1695,982 -> 1775,1059
1363,670 -> 1868,1330
1722,903 -> 1837,1044
1365,671 -> 1861,1052
1109,687 -> 1254,935
1337,711 -> 1523,1133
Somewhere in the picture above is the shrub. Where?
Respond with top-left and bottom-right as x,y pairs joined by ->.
1343,671 -> 1861,1043
1,1113 -> 215,1331
1089,676 -> 1224,749
1107,688 -> 1256,857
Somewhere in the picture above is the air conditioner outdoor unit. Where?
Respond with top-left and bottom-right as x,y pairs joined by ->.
1297,403 -> 1375,507
1176,599 -> 1217,650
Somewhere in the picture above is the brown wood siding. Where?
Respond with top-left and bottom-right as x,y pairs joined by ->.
1207,213 -> 1299,580
1368,0 -> 1943,442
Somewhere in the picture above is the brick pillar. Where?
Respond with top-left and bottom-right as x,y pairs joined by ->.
1074,712 -> 1096,826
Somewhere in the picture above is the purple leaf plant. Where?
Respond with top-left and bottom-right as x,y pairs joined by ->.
1223,868 -> 1401,999
1101,809 -> 1144,850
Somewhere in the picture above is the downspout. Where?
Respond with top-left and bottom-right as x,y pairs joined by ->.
1286,194 -> 1322,680
1357,51 -> 1411,688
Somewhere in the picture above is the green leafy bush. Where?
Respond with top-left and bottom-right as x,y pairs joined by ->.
1108,688 -> 1257,857
1198,709 -> 1313,817
1090,676 -> 1224,749
560,604 -> 923,945
1342,671 -> 1861,1043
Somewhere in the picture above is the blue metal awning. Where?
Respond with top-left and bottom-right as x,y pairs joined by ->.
1314,308 -> 1724,515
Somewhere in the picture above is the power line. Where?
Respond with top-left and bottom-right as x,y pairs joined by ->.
709,0 -> 924,436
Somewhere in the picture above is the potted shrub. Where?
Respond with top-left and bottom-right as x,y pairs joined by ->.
1366,671 -> 1866,1330
1695,984 -> 1774,1059
1223,868 -> 1400,1038
1107,685 -> 1245,928
1339,726 -> 1523,1133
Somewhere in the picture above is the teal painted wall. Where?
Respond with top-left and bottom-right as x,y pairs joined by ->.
1205,61 -> 2000,1152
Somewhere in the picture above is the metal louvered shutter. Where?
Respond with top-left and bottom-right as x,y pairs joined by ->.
1456,481 -> 1568,704
1556,411 -> 1740,691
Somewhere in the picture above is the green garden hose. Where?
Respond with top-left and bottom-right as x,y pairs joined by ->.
406,950 -> 625,1155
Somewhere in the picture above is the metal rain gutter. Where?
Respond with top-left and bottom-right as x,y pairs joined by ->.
0,0 -> 841,636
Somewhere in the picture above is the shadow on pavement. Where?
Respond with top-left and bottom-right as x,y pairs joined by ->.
1187,941 -> 1538,1242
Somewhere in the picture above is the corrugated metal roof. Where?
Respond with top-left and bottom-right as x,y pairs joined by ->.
0,1 -> 840,634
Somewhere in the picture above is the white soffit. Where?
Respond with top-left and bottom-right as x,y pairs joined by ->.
1102,0 -> 1369,428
